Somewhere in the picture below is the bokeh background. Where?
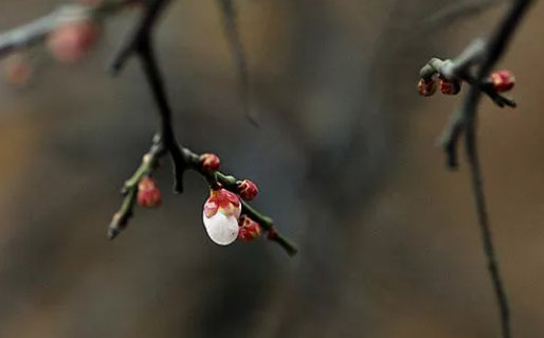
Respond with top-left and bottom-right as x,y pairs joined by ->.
0,0 -> 543,337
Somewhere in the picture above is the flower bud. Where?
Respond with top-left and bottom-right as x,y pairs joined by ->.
202,188 -> 241,245
238,215 -> 261,242
417,78 -> 436,97
490,70 -> 515,92
47,20 -> 100,63
200,153 -> 221,173
237,179 -> 259,201
137,176 -> 161,208
2,53 -> 32,87
440,77 -> 461,95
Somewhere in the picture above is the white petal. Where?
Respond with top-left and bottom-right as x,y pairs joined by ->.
202,211 -> 239,246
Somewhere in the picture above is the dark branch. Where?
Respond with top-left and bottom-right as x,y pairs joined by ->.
110,0 -> 186,192
463,3 -> 533,337
106,0 -> 297,255
421,0 -> 508,30
426,1 -> 534,337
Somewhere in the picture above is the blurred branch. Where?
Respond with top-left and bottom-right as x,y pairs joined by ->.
421,0 -> 508,30
0,0 -> 137,58
419,1 -> 535,337
421,56 -> 516,112
216,0 -> 258,126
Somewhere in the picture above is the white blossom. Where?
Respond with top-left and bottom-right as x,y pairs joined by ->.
202,210 -> 240,246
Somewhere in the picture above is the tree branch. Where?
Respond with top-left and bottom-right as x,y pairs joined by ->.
421,0 -> 508,30
0,0 -> 297,256
106,0 -> 297,255
0,0 -> 136,58
216,0 -> 258,126
421,1 -> 535,337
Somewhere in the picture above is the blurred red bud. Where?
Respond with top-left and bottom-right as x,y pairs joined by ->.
490,70 -> 515,92
417,78 -> 436,97
440,77 -> 461,95
47,20 -> 100,63
137,176 -> 161,208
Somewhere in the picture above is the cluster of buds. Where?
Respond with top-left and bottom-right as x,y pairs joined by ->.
202,189 -> 263,245
200,153 -> 262,246
418,70 -> 515,97
418,76 -> 461,96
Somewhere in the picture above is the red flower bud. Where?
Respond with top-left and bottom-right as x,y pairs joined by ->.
417,78 -> 436,97
200,153 -> 221,173
237,179 -> 258,201
137,176 -> 161,208
440,77 -> 461,95
238,215 -> 261,242
47,20 -> 100,63
203,188 -> 241,219
490,70 -> 515,92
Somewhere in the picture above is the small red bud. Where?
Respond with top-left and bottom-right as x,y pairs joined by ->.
490,70 -> 515,92
439,77 -> 461,95
237,179 -> 259,201
137,176 -> 161,208
200,153 -> 221,173
47,20 -> 100,63
417,78 -> 436,97
238,215 -> 261,242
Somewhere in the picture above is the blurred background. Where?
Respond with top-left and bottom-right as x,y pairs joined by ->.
0,0 -> 543,337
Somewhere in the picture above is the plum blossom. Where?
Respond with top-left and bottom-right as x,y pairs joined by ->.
202,188 -> 241,245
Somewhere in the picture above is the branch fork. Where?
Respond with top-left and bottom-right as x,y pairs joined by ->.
0,0 -> 297,256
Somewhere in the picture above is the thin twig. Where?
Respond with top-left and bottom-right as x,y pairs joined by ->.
216,0 -> 258,126
463,2 -> 533,336
110,0 -> 186,192
421,0 -> 508,30
430,1 -> 534,337
109,137 -> 161,239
